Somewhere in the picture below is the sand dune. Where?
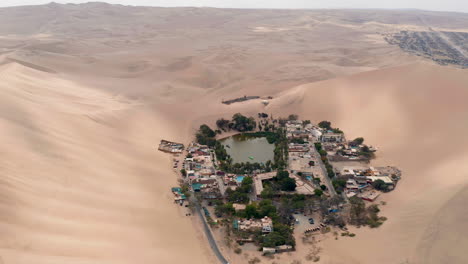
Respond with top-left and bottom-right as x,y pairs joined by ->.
0,3 -> 467,264
0,62 -> 212,264
267,62 -> 468,264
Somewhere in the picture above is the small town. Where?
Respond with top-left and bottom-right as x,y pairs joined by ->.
160,113 -> 402,261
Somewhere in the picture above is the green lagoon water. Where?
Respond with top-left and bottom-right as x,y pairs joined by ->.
220,134 -> 274,164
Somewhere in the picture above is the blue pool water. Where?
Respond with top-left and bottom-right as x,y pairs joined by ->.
236,175 -> 246,183
306,176 -> 312,181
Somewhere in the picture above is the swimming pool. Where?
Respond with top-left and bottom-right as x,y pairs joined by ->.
306,176 -> 313,181
236,175 -> 246,183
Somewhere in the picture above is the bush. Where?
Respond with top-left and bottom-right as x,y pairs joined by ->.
314,189 -> 324,197
280,177 -> 297,192
350,137 -> 364,146
196,124 -> 217,147
276,170 -> 290,180
216,118 -> 230,131
232,113 -> 256,132
372,179 -> 389,192
318,121 -> 332,130
290,138 -> 305,144
215,203 -> 235,217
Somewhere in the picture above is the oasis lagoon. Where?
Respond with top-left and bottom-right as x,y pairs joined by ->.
220,134 -> 275,164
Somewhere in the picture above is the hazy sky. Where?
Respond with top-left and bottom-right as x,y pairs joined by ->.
1,0 -> 467,13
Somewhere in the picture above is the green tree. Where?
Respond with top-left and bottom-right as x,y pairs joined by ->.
314,189 -> 324,197
180,169 -> 187,176
332,128 -> 343,134
215,203 -> 235,217
318,121 -> 332,130
260,185 -> 275,199
199,124 -> 215,137
245,204 -> 259,219
232,113 -> 256,132
276,170 -> 290,180
319,149 -> 328,157
280,177 -> 297,192
216,118 -> 230,131
262,232 -> 286,247
351,137 -> 365,146
258,199 -> 277,218
372,179 -> 388,192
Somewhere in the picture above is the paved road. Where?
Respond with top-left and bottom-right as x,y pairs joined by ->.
311,146 -> 337,197
191,194 -> 230,264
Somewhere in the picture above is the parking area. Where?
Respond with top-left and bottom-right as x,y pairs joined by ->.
292,212 -> 323,234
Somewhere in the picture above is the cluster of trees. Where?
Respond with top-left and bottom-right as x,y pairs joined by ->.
259,171 -> 297,199
216,113 -> 257,132
214,201 -> 235,217
216,198 -> 296,248
348,137 -> 375,159
196,124 -> 217,147
225,177 -> 254,204
318,120 -> 343,134
232,113 -> 256,131
261,222 -> 295,248
274,170 -> 297,192
332,178 -> 347,194
349,137 -> 365,147
240,198 -> 296,248
314,143 -> 335,179
290,138 -> 306,144
239,199 -> 277,219
277,194 -> 307,217
243,131 -> 279,144
319,196 -> 346,227
214,141 -> 229,161
349,197 -> 386,228
372,179 -> 389,192
219,160 -> 272,175
359,145 -> 375,159
273,128 -> 288,170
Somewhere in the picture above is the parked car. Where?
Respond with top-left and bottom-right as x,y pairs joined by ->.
308,218 -> 314,224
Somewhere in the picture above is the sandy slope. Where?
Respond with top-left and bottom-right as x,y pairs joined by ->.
267,62 -> 468,264
0,62 -> 213,264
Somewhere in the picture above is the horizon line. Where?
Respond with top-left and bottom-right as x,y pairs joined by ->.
0,1 -> 467,14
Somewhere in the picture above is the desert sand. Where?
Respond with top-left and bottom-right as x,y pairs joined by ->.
0,3 -> 467,264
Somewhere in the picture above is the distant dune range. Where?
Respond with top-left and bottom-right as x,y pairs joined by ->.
0,3 -> 467,264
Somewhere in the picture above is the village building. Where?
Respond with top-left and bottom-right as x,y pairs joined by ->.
359,191 -> 381,202
311,127 -> 323,140
253,172 -> 277,197
232,203 -> 246,211
345,179 -> 360,191
236,216 -> 273,233
158,140 -> 184,153
288,143 -> 310,152
321,132 -> 344,143
290,174 -> 316,195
